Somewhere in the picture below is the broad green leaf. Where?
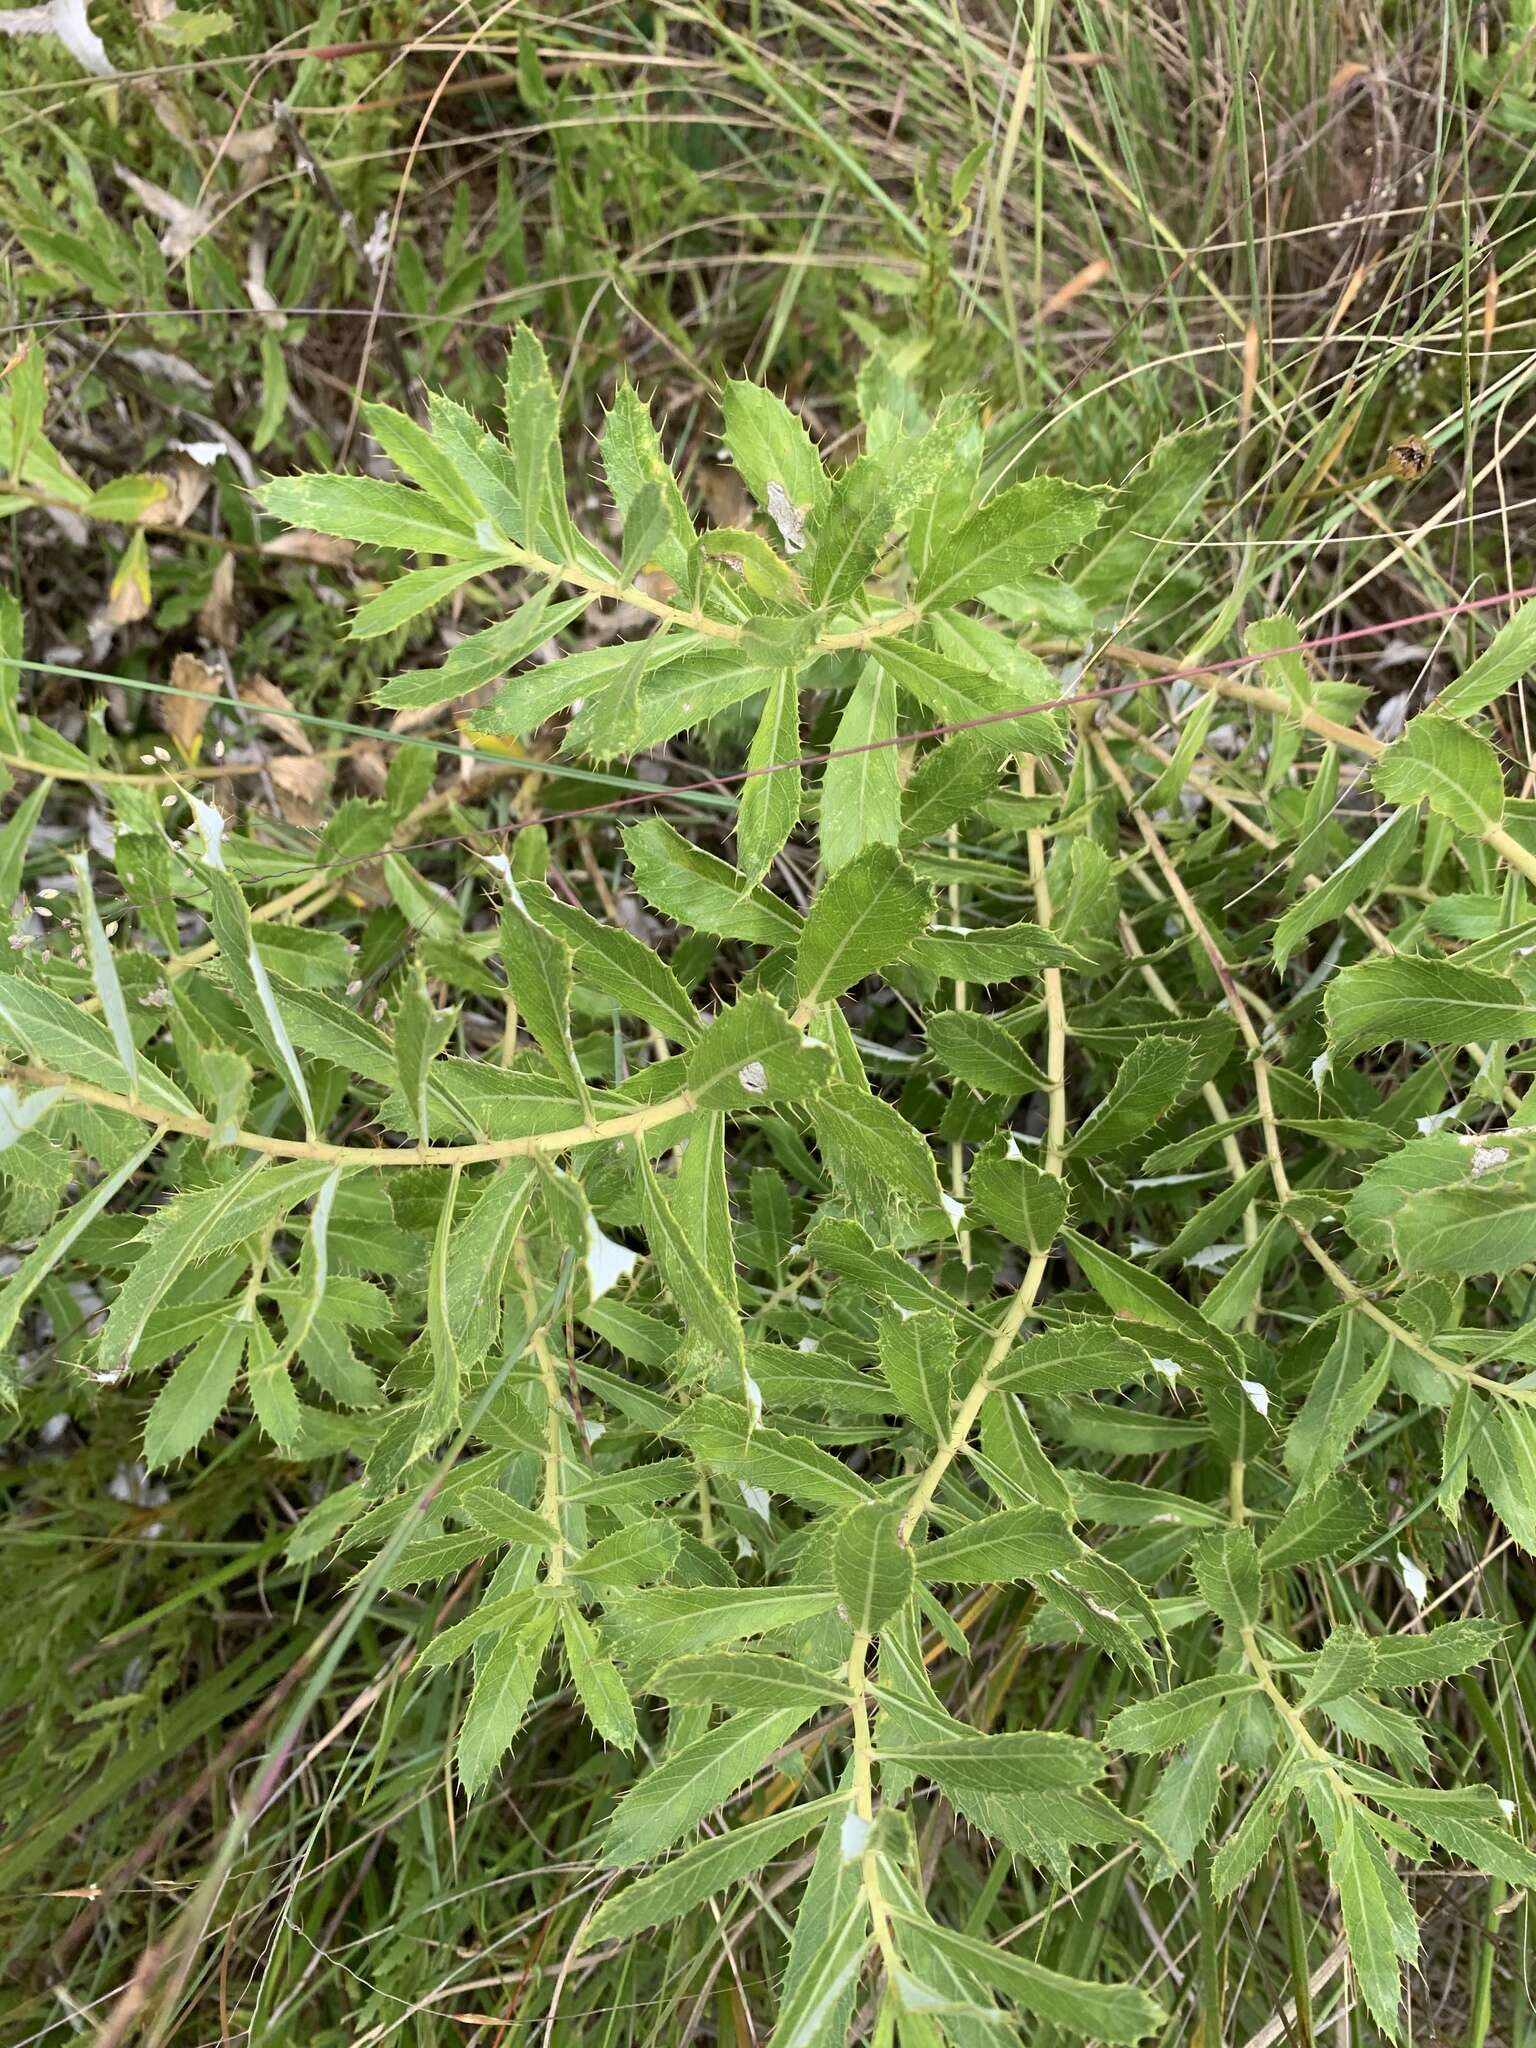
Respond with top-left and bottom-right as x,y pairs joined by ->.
737,673 -> 802,886
1381,1784 -> 1536,1889
1324,954 -> 1531,1058
626,818 -> 801,945
1066,427 -> 1221,609
916,477 -> 1101,608
1432,599 -> 1536,719
192,813 -> 316,1133
886,1912 -> 1165,2043
568,1519 -> 682,1589
561,1605 -> 638,1748
819,661 -> 900,873
1142,1706 -> 1241,1877
1369,1621 -> 1506,1688
795,845 -> 932,1008
832,1501 -> 913,1633
144,1321 -> 247,1467
600,1706 -> 810,1865
1191,1526 -> 1263,1631
968,1136 -> 1066,1253
362,397 -> 487,523
349,552 -> 508,639
394,965 -> 452,1144
1062,1227 -> 1232,1355
878,1308 -> 954,1441
1300,1625 -> 1378,1707
375,591 -> 588,710
915,1508 -> 1078,1584
583,1796 -> 840,1946
1260,1474 -> 1376,1571
0,1131 -> 158,1358
1373,714 -> 1505,832
926,1012 -> 1047,1094
685,992 -> 832,1110
769,1890 -> 870,2048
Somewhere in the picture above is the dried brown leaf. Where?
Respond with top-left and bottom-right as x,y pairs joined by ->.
199,554 -> 239,649
238,673 -> 311,753
161,652 -> 220,761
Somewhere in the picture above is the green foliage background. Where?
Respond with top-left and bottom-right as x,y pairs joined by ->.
3,5 -> 1536,2045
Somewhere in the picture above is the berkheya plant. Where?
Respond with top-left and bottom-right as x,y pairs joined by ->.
2,325 -> 1535,2042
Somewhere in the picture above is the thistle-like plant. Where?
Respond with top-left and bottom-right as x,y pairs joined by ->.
3,328 -> 1536,2042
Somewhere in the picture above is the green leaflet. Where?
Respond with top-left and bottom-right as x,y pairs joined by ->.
1324,954 -> 1531,1058
635,1144 -> 746,1379
1373,713 -> 1505,833
926,1010 -> 1047,1094
721,379 -> 830,531
0,972 -> 195,1117
877,1308 -> 954,1441
626,817 -> 801,945
1191,1526 -> 1263,1631
1328,1799 -> 1418,2038
600,1705 -> 811,1865
684,992 -> 832,1110
832,1501 -> 913,1633
736,672 -> 802,886
885,1912 -> 1165,2043
256,474 -> 482,555
582,1795 -> 841,1947
809,1080 -> 948,1225
818,660 -> 901,873
1285,1312 -> 1388,1494
1068,1034 -> 1194,1154
1272,807 -> 1416,968
915,1508 -> 1078,1584
488,860 -> 590,1110
677,1395 -> 874,1508
518,880 -> 700,1045
795,844 -> 932,1008
561,1605 -> 638,1748
968,1136 -> 1067,1253
100,1161 -> 342,1374
916,477 -> 1101,608
1432,598 -> 1536,720
652,1651 -> 848,1714
602,384 -> 698,584
1106,1675 -> 1260,1753
602,1588 -> 841,1672
144,1320 -> 248,1466
457,1607 -> 557,1797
